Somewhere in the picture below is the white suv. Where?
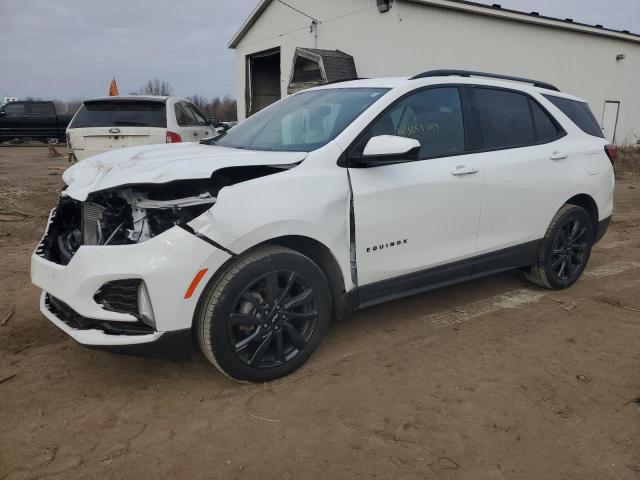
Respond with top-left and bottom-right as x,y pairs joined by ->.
66,96 -> 215,161
32,70 -> 615,382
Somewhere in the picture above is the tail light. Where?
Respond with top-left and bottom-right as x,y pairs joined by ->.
166,131 -> 182,143
604,144 -> 618,165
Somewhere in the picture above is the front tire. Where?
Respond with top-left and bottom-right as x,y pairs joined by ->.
525,204 -> 594,289
196,246 -> 331,382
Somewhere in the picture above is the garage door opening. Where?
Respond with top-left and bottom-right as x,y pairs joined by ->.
246,48 -> 281,117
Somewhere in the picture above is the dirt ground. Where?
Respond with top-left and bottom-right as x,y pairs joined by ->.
0,146 -> 639,480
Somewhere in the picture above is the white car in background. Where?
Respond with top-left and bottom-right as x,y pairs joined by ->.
66,96 -> 217,161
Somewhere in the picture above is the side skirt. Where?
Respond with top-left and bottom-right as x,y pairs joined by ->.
356,240 -> 539,309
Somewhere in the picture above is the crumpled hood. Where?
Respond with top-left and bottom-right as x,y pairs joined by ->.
62,142 -> 307,200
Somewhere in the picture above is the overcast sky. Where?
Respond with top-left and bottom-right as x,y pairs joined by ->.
1,0 -> 638,102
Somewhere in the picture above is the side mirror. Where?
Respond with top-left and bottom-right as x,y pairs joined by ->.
353,135 -> 421,166
214,126 -> 226,134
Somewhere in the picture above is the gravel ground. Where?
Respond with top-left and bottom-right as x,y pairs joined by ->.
0,146 -> 639,480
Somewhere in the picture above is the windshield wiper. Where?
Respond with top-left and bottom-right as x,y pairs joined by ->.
202,131 -> 228,145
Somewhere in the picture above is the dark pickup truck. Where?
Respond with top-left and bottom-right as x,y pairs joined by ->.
0,101 -> 73,144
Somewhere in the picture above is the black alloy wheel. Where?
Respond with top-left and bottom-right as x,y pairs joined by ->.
549,217 -> 589,281
526,204 -> 594,289
229,270 -> 318,368
196,247 -> 330,382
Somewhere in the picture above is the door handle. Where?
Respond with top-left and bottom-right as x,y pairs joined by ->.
550,151 -> 568,160
193,132 -> 198,136
451,165 -> 478,176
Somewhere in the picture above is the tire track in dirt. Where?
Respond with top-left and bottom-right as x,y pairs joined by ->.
423,259 -> 640,330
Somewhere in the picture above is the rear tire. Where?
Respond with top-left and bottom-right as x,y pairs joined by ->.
525,204 -> 594,289
196,246 -> 331,382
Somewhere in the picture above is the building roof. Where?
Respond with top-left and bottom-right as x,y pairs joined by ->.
228,0 -> 640,49
300,48 -> 352,59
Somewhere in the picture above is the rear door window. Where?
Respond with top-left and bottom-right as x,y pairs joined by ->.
70,101 -> 167,128
543,95 -> 604,138
473,88 -> 536,149
28,102 -> 53,115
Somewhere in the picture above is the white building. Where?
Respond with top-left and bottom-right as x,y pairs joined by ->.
229,0 -> 640,146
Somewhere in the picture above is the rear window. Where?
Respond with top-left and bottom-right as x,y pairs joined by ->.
543,95 -> 604,138
70,100 -> 166,128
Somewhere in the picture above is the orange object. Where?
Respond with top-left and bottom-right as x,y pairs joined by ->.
108,78 -> 119,96
184,268 -> 209,299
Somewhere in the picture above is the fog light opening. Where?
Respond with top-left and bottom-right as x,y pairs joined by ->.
137,282 -> 156,329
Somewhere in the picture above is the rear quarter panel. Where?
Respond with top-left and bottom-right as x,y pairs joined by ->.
536,93 -> 614,222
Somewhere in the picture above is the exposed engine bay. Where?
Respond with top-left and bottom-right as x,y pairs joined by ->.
40,165 -> 287,265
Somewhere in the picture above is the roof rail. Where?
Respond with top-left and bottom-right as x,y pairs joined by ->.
324,77 -> 369,85
409,69 -> 560,92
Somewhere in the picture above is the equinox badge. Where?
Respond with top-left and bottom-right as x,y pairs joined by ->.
366,239 -> 408,253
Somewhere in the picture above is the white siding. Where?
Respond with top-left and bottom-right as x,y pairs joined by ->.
233,0 -> 640,145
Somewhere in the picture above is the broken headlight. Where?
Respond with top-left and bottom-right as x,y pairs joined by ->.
49,183 -> 217,264
90,190 -> 216,245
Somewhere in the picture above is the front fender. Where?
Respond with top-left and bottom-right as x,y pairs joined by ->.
187,158 -> 354,290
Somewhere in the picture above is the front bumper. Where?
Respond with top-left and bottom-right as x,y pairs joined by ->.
31,222 -> 231,346
40,292 -> 163,345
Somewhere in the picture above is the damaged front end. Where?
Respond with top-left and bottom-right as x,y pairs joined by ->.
40,180 -> 215,265
37,165 -> 290,265
31,142 -> 310,348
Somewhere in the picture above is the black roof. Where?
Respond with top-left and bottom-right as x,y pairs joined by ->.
410,69 -> 560,91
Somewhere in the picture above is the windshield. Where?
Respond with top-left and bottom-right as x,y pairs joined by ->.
70,100 -> 167,128
216,88 -> 388,152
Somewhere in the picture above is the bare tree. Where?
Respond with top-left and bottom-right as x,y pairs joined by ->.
65,98 -> 84,115
52,100 -> 66,114
136,78 -> 174,96
52,98 -> 84,115
216,95 -> 237,121
186,94 -> 209,114
186,94 -> 237,121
